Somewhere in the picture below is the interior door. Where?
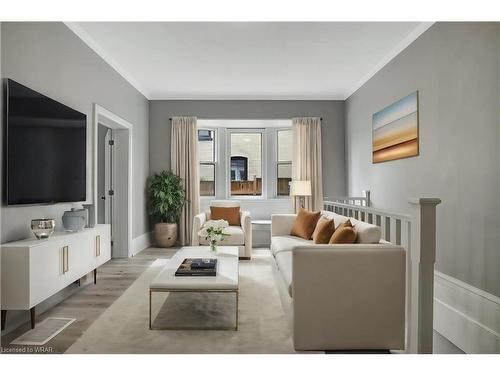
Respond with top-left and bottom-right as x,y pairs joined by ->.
103,128 -> 114,250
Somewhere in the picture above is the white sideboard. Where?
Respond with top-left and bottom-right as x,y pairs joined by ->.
1,224 -> 111,329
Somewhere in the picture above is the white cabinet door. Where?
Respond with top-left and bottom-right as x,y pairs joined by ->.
29,240 -> 67,307
94,225 -> 111,268
2,247 -> 30,309
64,232 -> 93,283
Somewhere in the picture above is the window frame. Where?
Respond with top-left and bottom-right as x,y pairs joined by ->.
275,128 -> 293,197
198,128 -> 217,197
226,128 -> 266,199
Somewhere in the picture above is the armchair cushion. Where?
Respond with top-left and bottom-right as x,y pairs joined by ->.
210,206 -> 241,226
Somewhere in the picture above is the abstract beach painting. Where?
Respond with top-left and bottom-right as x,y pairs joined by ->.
372,91 -> 419,163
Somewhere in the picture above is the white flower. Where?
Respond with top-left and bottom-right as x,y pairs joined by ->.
198,219 -> 231,245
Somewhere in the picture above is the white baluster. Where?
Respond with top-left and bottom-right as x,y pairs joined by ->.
407,198 -> 441,354
390,217 -> 398,244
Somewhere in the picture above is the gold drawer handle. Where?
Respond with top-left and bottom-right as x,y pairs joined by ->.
62,246 -> 69,274
96,235 -> 101,257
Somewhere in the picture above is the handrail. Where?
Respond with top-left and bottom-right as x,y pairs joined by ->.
326,196 -> 368,205
323,196 -> 441,354
324,200 -> 410,221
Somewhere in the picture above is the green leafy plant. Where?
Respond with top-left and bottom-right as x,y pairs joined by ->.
148,171 -> 186,223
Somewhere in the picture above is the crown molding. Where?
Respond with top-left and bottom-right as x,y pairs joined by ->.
345,22 -> 435,100
148,94 -> 345,101
64,22 -> 152,100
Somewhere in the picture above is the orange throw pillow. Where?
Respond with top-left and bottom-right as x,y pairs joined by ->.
290,207 -> 321,240
210,206 -> 240,226
312,217 -> 336,244
329,219 -> 357,244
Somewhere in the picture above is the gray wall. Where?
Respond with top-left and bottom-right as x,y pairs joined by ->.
345,23 -> 500,297
1,22 -> 150,243
149,100 -> 346,199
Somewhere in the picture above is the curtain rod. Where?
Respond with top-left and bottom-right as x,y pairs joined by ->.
169,117 -> 323,121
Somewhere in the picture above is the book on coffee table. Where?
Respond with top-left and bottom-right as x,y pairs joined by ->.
175,258 -> 217,276
190,258 -> 216,269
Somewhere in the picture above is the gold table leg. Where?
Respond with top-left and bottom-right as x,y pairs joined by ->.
149,288 -> 239,330
235,290 -> 239,331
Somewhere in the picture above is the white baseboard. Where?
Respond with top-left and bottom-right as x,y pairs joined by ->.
132,231 -> 153,256
434,271 -> 500,353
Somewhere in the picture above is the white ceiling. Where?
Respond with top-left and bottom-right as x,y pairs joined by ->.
66,22 -> 432,100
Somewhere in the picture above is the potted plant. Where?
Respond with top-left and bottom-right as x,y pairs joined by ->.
148,171 -> 186,248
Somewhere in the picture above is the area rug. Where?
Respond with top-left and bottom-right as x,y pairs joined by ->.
66,254 -> 296,354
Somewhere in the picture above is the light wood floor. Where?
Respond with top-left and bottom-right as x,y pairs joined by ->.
1,247 -> 460,354
0,247 -> 178,354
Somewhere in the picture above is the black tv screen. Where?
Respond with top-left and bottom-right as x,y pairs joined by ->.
5,79 -> 87,205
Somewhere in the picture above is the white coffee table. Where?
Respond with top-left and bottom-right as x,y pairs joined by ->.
149,246 -> 239,330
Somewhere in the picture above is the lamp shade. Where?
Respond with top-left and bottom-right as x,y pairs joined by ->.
290,180 -> 311,196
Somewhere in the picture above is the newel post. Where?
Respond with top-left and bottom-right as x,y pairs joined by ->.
407,198 -> 441,354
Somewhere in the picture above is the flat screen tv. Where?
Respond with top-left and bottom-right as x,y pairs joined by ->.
5,79 -> 87,205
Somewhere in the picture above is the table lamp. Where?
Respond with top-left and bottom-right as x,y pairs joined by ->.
290,180 -> 311,208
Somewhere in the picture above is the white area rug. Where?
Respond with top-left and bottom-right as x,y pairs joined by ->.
66,255 -> 296,353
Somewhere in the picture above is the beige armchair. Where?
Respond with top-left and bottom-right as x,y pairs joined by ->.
192,200 -> 252,259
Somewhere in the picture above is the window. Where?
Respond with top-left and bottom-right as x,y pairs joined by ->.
198,129 -> 216,196
229,132 -> 262,196
197,119 -> 293,200
277,129 -> 292,196
230,156 -> 248,181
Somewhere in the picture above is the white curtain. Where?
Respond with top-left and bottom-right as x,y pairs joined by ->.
292,117 -> 323,212
171,116 -> 200,245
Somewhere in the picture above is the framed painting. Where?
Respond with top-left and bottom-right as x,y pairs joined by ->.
372,91 -> 419,163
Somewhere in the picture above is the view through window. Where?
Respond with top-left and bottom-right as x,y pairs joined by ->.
230,132 -> 262,196
198,129 -> 216,196
197,121 -> 292,198
277,129 -> 292,196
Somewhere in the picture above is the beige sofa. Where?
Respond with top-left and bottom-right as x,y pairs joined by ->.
271,210 -> 406,351
192,200 -> 252,259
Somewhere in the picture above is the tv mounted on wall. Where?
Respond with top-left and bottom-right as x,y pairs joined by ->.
4,79 -> 87,205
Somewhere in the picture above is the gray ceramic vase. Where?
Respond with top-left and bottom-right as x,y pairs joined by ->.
62,209 -> 86,231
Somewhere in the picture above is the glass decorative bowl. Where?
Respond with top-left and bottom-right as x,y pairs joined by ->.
31,218 -> 55,239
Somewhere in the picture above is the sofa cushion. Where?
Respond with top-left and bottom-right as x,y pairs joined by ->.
271,235 -> 312,256
290,208 -> 321,240
199,225 -> 245,246
275,250 -> 293,297
351,219 -> 381,244
321,210 -> 381,244
210,206 -> 240,226
312,217 -> 336,244
329,219 -> 357,244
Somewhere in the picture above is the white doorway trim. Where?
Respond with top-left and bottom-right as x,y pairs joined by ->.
93,104 -> 133,258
